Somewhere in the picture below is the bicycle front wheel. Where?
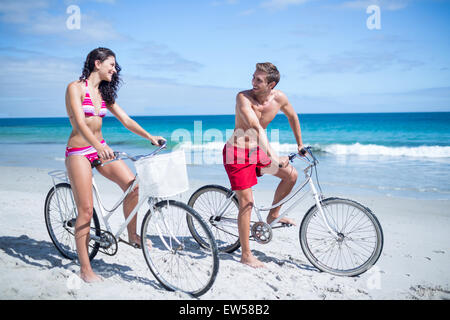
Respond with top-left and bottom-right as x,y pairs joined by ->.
300,197 -> 383,277
141,200 -> 219,297
44,183 -> 101,261
187,185 -> 241,253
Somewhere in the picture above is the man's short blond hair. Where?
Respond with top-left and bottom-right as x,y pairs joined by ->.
256,62 -> 280,87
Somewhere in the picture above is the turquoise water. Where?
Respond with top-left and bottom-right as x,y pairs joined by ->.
2,113 -> 450,149
1,112 -> 450,199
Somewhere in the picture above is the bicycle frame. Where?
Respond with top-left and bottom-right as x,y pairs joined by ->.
213,151 -> 340,237
48,141 -> 176,247
91,173 -> 144,240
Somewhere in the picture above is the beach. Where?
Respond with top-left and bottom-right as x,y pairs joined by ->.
1,164 -> 449,300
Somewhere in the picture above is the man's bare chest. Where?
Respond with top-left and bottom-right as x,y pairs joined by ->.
251,103 -> 280,128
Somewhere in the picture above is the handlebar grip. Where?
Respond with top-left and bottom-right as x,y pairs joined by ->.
300,148 -> 307,156
151,139 -> 167,146
91,159 -> 102,168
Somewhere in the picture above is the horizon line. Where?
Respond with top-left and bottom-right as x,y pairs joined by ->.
1,110 -> 450,119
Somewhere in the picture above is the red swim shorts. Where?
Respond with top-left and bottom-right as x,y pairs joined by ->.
222,143 -> 272,191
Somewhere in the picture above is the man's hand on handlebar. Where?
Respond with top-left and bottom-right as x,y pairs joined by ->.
276,156 -> 290,168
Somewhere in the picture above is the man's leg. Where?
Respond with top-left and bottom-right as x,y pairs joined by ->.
235,188 -> 265,268
261,160 -> 298,225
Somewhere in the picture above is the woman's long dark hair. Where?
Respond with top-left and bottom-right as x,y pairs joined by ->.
79,47 -> 122,106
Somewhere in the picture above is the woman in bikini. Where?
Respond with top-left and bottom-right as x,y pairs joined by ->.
65,47 -> 165,282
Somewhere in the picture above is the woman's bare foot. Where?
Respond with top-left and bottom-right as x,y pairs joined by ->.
79,269 -> 103,283
240,253 -> 265,268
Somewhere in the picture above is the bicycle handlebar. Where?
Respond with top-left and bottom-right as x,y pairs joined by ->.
287,146 -> 318,166
92,139 -> 167,168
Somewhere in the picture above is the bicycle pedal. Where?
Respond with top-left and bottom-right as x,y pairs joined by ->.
118,238 -> 140,249
281,223 -> 293,227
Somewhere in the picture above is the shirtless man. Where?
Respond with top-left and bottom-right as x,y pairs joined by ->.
223,62 -> 304,268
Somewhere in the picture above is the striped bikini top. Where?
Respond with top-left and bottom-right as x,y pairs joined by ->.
82,80 -> 107,118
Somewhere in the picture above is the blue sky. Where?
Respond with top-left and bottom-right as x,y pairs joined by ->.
0,0 -> 449,117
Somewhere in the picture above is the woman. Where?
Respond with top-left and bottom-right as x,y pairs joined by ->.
65,47 -> 165,282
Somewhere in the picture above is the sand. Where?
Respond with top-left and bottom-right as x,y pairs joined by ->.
0,165 -> 449,300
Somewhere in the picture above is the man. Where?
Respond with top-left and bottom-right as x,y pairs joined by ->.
223,62 -> 304,268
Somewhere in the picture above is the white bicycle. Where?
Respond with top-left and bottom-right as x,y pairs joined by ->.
44,141 -> 219,297
188,146 -> 383,277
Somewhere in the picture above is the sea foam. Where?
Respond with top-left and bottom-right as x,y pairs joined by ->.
175,142 -> 450,159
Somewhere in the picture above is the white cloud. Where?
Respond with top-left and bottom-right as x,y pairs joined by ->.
0,0 -> 126,43
338,0 -> 410,11
0,0 -> 49,23
211,0 -> 239,6
300,50 -> 424,74
261,0 -> 311,10
123,41 -> 203,74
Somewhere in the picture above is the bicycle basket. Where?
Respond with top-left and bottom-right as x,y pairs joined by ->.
135,150 -> 189,199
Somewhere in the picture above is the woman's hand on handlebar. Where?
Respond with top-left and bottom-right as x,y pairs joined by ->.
96,144 -> 115,161
298,144 -> 307,157
149,135 -> 166,146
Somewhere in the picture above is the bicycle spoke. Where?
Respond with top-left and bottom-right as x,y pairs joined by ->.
45,184 -> 100,261
301,199 -> 382,276
142,201 -> 218,296
189,187 -> 240,252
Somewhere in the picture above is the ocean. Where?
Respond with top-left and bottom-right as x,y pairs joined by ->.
1,112 -> 450,200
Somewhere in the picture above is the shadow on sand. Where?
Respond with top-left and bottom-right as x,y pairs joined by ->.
0,235 -> 162,290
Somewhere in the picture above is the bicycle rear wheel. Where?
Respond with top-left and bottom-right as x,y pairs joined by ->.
141,200 -> 219,297
300,197 -> 383,277
188,185 -> 241,253
44,183 -> 101,261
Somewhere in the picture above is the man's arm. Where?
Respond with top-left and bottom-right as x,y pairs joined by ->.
279,93 -> 304,153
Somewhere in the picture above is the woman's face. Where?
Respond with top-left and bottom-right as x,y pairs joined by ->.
95,56 -> 116,82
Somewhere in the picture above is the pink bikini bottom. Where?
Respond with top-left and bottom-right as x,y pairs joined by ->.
65,140 -> 106,164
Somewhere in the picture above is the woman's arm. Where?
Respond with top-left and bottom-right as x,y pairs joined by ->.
108,102 -> 165,146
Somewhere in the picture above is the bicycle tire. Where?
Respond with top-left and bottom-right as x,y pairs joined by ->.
141,200 -> 219,297
188,185 -> 241,253
299,197 -> 383,277
44,183 -> 101,261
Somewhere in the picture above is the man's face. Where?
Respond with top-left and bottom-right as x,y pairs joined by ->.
252,70 -> 272,93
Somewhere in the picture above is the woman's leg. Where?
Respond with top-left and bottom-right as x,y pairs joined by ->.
96,160 -> 141,244
66,156 -> 102,282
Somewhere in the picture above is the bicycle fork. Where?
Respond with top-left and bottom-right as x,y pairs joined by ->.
151,200 -> 184,254
309,178 -> 339,238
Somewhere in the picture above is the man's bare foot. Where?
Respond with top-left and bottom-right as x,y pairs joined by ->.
79,269 -> 103,283
240,253 -> 265,268
267,215 -> 296,226
129,234 -> 152,250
